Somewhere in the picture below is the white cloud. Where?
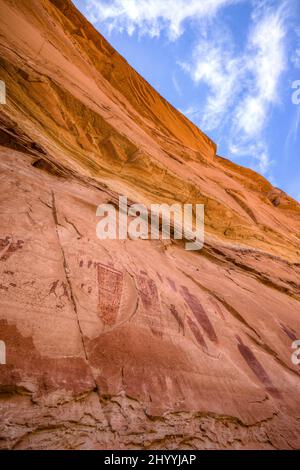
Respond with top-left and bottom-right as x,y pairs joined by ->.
230,141 -> 274,175
179,30 -> 242,130
292,50 -> 300,68
292,28 -> 300,68
230,6 -> 287,172
85,0 -> 290,177
86,0 -> 245,40
180,3 -> 288,174
233,8 -> 286,137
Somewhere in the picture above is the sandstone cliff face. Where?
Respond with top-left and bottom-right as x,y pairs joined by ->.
0,0 -> 300,450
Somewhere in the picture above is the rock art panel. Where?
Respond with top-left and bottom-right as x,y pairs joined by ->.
181,286 -> 218,343
169,304 -> 184,333
187,316 -> 207,352
0,237 -> 24,261
236,336 -> 281,399
137,272 -> 160,311
97,263 -> 123,326
280,323 -> 298,341
136,271 -> 162,336
0,319 -> 95,395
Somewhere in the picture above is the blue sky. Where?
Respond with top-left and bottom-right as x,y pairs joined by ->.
73,0 -> 300,201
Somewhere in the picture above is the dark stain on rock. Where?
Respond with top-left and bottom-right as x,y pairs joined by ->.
187,316 -> 207,352
49,280 -> 59,295
169,305 -> 184,333
88,260 -> 92,268
137,272 -> 160,311
61,282 -> 69,300
151,327 -> 163,338
236,336 -> 281,399
181,286 -> 217,343
32,158 -> 65,177
0,319 -> 94,396
79,260 -> 83,267
0,237 -> 24,262
49,280 -> 69,302
280,323 -> 297,341
167,277 -> 177,292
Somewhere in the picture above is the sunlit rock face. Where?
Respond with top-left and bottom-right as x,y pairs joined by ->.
0,0 -> 300,450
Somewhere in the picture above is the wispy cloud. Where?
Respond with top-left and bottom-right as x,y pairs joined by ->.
180,2 -> 288,175
292,50 -> 300,68
291,28 -> 300,68
179,29 -> 241,131
86,0 -> 245,40
284,106 -> 300,160
233,6 -> 286,136
230,5 -> 287,173
85,0 -> 291,178
172,74 -> 182,96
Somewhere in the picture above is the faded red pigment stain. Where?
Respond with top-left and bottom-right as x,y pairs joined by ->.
49,280 -> 70,308
236,336 -> 281,399
49,280 -> 69,298
167,277 -> 177,292
0,237 -> 24,261
209,297 -> 226,321
279,323 -> 298,341
169,304 -> 184,333
97,263 -> 123,326
136,272 -> 162,337
181,286 -> 217,343
0,319 -> 94,395
150,327 -> 163,338
187,316 -> 207,352
137,272 -> 160,311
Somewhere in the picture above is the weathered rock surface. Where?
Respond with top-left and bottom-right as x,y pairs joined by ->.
0,0 -> 300,450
